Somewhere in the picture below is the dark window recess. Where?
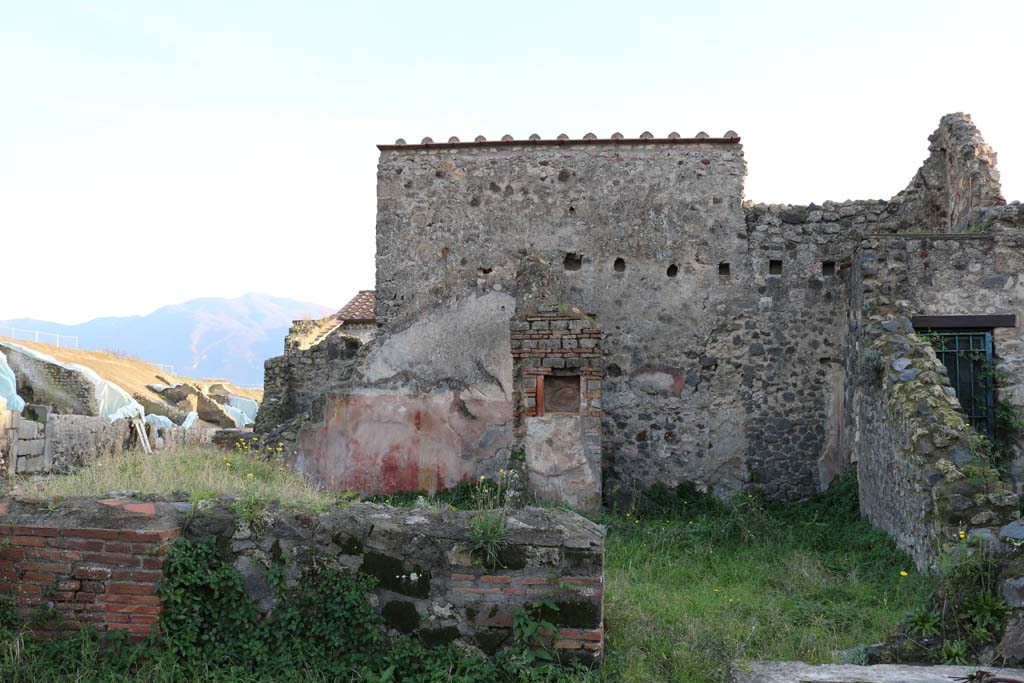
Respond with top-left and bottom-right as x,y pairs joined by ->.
921,330 -> 995,437
719,262 -> 730,276
822,261 -> 836,276
666,264 -> 678,278
563,253 -> 583,271
769,260 -> 783,275
543,375 -> 581,414
613,258 -> 626,272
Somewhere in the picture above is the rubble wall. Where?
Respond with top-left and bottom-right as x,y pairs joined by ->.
1,344 -> 99,416
374,137 -> 858,500
0,499 -> 606,663
259,113 -> 1020,504
186,503 -> 604,662
844,233 -> 1023,569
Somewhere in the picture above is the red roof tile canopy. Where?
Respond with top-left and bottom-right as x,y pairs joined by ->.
378,131 -> 740,151
335,290 -> 376,324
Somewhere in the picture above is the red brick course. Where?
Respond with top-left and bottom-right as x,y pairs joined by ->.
0,520 -> 178,639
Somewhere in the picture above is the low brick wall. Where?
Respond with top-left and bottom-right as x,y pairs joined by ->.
1,499 -> 606,661
0,499 -> 179,638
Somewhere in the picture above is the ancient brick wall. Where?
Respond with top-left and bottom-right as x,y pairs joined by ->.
188,503 -> 604,662
0,499 -> 179,638
1,499 -> 605,660
511,306 -> 603,510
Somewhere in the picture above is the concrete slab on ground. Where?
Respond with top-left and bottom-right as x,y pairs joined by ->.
728,661 -> 1024,683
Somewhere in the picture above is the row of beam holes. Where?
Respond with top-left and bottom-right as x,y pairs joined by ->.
562,254 -> 836,277
767,260 -> 837,276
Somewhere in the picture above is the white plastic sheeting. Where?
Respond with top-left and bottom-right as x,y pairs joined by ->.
0,342 -> 144,422
228,396 -> 259,426
144,414 -> 174,429
222,404 -> 250,429
0,350 -> 25,412
181,412 -> 199,430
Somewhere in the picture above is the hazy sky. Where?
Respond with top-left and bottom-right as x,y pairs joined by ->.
2,0 -> 1022,324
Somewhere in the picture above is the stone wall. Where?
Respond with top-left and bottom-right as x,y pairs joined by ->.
0,498 -> 606,662
283,317 -> 341,354
187,503 -> 604,662
45,415 -> 133,473
844,236 -> 1021,569
371,135 -> 860,501
0,498 -> 179,639
258,113 -> 1024,506
0,397 -> 12,475
257,334 -> 364,437
1,343 -> 99,416
889,113 -> 1005,232
9,413 -> 133,475
848,229 -> 1024,482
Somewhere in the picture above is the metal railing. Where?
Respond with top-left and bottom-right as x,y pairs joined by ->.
0,326 -> 79,349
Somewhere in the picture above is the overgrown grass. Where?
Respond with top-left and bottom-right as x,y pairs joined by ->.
13,446 -> 334,509
598,476 -> 935,682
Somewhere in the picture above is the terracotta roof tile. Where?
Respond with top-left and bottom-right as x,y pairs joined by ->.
335,290 -> 375,323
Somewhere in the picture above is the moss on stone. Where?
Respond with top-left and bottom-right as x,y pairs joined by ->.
493,545 -> 527,571
474,628 -> 510,654
331,532 -> 364,555
381,600 -> 420,633
360,551 -> 431,598
418,625 -> 460,647
538,599 -> 601,628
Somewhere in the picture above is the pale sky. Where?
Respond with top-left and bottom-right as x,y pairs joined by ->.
2,0 -> 1022,324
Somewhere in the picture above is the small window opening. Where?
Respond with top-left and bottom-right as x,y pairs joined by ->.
718,262 -> 730,276
920,330 -> 996,437
568,206 -> 576,214
563,253 -> 582,271
541,375 -> 581,415
769,259 -> 783,275
822,261 -> 836,276
613,258 -> 626,272
666,264 -> 678,278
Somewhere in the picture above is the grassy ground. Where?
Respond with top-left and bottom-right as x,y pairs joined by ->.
3,452 -> 932,682
12,445 -> 334,509
597,478 -> 934,681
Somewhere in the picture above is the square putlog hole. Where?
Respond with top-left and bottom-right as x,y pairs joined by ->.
769,259 -> 783,275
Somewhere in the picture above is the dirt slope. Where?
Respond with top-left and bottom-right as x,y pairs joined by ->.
0,337 -> 263,411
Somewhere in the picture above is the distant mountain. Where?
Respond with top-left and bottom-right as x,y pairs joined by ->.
0,294 -> 331,386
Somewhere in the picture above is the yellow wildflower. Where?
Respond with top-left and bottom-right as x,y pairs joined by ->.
900,570 -> 908,577
959,530 -> 967,539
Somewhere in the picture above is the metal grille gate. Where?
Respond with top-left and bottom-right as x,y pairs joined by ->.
921,330 -> 995,437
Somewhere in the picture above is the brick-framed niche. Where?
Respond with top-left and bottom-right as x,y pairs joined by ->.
510,304 -> 602,511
